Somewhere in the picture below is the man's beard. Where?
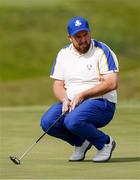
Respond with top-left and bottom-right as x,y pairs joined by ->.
75,41 -> 91,54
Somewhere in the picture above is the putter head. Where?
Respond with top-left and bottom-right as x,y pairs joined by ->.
9,156 -> 20,165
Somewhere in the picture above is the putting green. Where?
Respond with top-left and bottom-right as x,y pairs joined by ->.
0,101 -> 140,179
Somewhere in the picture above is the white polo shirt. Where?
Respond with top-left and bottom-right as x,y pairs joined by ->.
50,39 -> 119,103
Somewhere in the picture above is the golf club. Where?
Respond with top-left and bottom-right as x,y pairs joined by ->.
9,112 -> 66,165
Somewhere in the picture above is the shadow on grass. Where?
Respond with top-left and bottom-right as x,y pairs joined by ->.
83,157 -> 140,163
26,157 -> 140,166
110,157 -> 140,163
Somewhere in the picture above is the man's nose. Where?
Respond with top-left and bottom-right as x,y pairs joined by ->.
80,36 -> 86,43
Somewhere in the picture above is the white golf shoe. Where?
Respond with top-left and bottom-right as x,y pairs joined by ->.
93,137 -> 116,162
69,140 -> 92,161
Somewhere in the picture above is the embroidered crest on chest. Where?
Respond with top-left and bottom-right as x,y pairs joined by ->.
86,64 -> 93,70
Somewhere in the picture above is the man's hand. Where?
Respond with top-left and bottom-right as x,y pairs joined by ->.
69,93 -> 84,111
62,99 -> 71,113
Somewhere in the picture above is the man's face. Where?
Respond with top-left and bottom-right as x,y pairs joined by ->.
68,30 -> 91,54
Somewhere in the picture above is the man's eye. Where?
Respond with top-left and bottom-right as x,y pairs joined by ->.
75,35 -> 80,39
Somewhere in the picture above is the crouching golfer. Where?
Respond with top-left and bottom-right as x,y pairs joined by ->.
40,16 -> 119,162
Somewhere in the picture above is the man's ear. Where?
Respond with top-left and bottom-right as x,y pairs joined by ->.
68,35 -> 72,42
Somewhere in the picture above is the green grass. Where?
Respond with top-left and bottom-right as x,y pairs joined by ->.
0,2 -> 140,179
0,0 -> 140,105
0,0 -> 139,80
0,77 -> 57,106
0,101 -> 140,179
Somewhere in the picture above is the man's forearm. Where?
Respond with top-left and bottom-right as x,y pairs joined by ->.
53,81 -> 68,102
53,80 -> 71,113
82,76 -> 118,100
82,81 -> 114,99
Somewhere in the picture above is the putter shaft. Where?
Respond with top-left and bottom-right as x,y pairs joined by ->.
9,112 -> 66,164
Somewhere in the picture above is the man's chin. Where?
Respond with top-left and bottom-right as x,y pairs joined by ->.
79,47 -> 89,53
80,44 -> 90,53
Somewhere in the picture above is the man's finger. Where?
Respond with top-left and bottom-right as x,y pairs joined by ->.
62,100 -> 71,113
69,101 -> 76,111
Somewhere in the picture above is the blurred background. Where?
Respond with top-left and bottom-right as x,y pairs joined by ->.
0,1 -> 140,179
0,0 -> 140,106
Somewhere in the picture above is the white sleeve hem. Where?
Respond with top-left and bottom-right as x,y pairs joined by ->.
101,70 -> 119,75
50,75 -> 64,80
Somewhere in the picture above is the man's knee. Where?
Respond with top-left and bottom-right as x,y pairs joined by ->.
40,102 -> 62,132
40,111 -> 52,132
64,113 -> 84,132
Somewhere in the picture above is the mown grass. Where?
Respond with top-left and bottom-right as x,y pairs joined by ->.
0,2 -> 140,179
0,101 -> 140,179
0,0 -> 140,105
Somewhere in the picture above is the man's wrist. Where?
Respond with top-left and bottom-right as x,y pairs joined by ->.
81,92 -> 88,100
62,98 -> 69,103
